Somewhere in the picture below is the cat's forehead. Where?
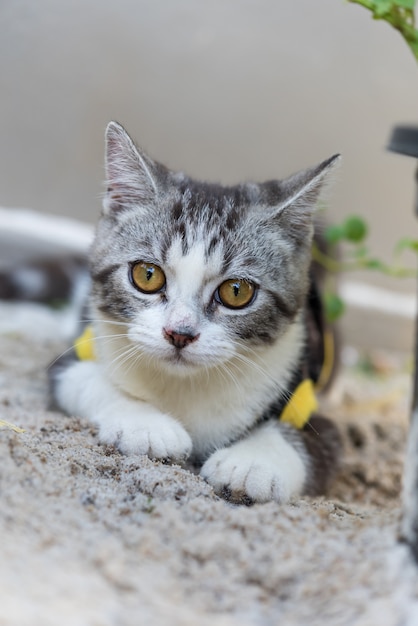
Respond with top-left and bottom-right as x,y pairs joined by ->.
152,182 -> 251,262
169,182 -> 247,230
165,239 -> 223,290
100,176 -> 291,279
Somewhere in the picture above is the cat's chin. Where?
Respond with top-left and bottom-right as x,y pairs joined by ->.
157,353 -> 210,378
151,347 -> 229,378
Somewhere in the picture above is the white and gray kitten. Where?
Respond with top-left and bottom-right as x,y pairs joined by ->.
50,121 -> 341,504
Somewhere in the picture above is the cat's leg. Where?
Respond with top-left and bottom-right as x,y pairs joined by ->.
300,415 -> 342,496
200,416 -> 341,504
51,359 -> 192,461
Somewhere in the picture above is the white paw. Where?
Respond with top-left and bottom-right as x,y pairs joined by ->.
98,409 -> 193,461
53,360 -> 192,461
200,424 -> 306,503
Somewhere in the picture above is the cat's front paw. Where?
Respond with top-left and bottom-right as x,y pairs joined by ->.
52,359 -> 192,461
98,410 -> 193,462
200,425 -> 306,503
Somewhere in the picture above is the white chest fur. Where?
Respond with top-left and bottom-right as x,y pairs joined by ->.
95,316 -> 304,457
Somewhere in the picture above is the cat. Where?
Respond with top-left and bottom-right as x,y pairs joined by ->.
49,121 -> 342,504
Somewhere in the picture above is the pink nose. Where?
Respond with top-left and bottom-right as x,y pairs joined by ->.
163,328 -> 200,349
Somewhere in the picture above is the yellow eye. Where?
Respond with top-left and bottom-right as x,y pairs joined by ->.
217,279 -> 256,309
131,262 -> 166,293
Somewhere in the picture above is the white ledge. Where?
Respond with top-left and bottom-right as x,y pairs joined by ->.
340,280 -> 416,319
0,207 -> 94,253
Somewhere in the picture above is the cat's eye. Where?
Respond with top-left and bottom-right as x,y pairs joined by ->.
216,279 -> 256,309
130,262 -> 166,293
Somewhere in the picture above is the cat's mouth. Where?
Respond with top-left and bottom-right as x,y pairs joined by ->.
165,348 -> 201,370
128,327 -> 228,374
159,344 -> 217,376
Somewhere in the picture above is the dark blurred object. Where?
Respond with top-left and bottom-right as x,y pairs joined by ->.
0,256 -> 87,305
388,126 -> 418,160
388,125 -> 418,563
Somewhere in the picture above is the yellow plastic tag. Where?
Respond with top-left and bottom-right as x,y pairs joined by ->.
74,325 -> 96,361
280,379 -> 318,429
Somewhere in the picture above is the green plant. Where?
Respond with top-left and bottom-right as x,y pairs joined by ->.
319,0 -> 418,322
314,216 -> 418,321
347,0 -> 418,62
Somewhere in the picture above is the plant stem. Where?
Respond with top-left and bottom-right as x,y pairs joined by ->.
312,242 -> 417,277
347,0 -> 418,62
312,243 -> 345,273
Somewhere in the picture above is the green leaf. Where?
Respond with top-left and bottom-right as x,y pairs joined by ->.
353,244 -> 368,258
342,216 -> 368,243
395,238 -> 418,255
364,258 -> 387,271
324,292 -> 345,322
372,0 -> 393,16
324,224 -> 345,245
393,0 -> 415,9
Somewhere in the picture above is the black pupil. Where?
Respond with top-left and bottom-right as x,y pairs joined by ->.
146,267 -> 154,282
233,282 -> 240,297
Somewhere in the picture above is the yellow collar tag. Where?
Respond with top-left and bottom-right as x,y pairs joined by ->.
279,379 -> 318,429
74,325 -> 96,361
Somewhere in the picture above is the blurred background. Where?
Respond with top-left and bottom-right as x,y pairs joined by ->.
1,0 -> 418,350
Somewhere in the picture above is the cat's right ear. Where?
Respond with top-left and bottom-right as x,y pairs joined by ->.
103,121 -> 158,214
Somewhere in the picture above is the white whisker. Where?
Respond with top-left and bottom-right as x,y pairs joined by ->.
215,360 -> 246,396
227,339 -> 293,403
48,330 -> 131,369
105,342 -> 143,376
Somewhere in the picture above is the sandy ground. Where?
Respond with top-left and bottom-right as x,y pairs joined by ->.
1,301 -> 418,626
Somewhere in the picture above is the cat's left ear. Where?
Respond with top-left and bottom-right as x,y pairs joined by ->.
103,121 -> 158,214
263,154 -> 341,242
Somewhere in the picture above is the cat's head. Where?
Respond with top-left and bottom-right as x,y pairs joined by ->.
90,121 -> 339,375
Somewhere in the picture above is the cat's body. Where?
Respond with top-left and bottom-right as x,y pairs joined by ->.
49,121 -> 341,503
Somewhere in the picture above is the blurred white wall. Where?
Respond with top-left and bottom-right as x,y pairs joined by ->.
1,0 -> 418,348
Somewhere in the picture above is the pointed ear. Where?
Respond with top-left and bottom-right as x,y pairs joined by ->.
263,154 -> 341,244
280,154 -> 340,213
103,121 -> 158,214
